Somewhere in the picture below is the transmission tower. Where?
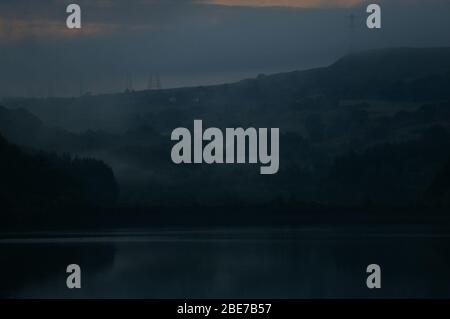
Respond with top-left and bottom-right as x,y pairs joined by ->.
347,13 -> 357,53
155,73 -> 162,90
125,73 -> 134,92
147,73 -> 154,90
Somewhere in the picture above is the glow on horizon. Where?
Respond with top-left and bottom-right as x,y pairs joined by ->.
197,0 -> 365,8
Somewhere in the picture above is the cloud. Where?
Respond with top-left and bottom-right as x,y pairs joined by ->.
0,0 -> 381,41
0,18 -> 121,40
1,0 -> 449,97
0,1 -> 167,41
196,0 -> 364,8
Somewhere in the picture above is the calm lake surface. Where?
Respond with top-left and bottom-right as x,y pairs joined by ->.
1,227 -> 450,298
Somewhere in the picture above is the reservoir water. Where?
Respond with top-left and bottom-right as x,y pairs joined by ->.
1,227 -> 450,298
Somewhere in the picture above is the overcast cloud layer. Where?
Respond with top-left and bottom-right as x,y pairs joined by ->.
1,0 -> 450,97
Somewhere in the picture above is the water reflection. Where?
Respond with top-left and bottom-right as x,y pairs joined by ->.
1,228 -> 450,298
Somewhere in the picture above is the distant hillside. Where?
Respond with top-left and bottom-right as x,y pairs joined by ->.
0,105 -> 117,153
306,47 -> 450,100
243,47 -> 450,101
1,48 -> 450,207
331,47 -> 450,79
3,47 -> 450,133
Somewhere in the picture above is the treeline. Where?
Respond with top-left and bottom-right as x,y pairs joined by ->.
0,133 -> 118,229
320,125 -> 450,206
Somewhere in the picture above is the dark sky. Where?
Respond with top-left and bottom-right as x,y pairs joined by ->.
1,0 -> 450,97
